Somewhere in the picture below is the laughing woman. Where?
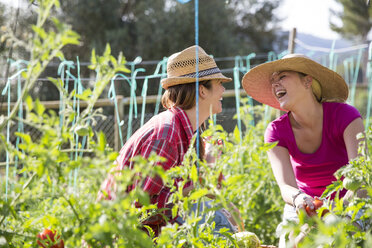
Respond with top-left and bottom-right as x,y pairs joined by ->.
242,54 -> 367,246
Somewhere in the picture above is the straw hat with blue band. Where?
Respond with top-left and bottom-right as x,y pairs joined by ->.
161,45 -> 232,89
241,54 -> 349,111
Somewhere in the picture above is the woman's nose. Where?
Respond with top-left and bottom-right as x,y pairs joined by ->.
271,81 -> 280,87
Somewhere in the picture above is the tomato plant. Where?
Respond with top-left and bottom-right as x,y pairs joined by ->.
343,177 -> 362,192
37,229 -> 64,248
0,2 -> 371,248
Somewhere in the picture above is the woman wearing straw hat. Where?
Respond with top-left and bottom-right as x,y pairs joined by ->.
242,54 -> 366,246
98,45 -> 240,237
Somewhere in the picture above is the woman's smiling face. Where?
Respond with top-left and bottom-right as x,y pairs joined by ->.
270,71 -> 307,110
203,79 -> 225,115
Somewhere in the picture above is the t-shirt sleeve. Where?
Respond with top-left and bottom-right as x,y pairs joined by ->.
334,103 -> 362,136
264,121 -> 287,148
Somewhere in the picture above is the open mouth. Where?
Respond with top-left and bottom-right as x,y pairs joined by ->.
275,90 -> 286,99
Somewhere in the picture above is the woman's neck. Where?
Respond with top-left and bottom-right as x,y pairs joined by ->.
290,100 -> 323,129
184,106 -> 209,132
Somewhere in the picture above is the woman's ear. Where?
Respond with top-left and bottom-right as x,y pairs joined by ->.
199,85 -> 207,98
304,75 -> 313,88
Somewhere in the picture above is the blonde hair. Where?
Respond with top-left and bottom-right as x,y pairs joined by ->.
296,72 -> 322,102
311,78 -> 322,102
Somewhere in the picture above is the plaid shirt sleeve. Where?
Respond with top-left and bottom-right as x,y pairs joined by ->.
140,139 -> 178,201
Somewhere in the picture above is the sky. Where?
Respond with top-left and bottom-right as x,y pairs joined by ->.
278,0 -> 342,40
2,0 -> 342,40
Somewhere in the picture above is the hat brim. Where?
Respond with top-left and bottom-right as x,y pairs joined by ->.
242,57 -> 349,111
162,73 -> 232,89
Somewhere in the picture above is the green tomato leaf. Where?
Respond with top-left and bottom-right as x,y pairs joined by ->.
189,189 -> 208,201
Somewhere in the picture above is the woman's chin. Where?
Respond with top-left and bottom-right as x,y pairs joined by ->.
213,108 -> 222,115
279,102 -> 290,111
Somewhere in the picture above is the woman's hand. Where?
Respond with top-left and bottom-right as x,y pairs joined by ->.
204,141 -> 216,164
295,195 -> 326,217
294,193 -> 315,213
204,137 -> 223,164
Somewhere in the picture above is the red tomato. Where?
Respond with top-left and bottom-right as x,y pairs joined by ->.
313,198 -> 323,209
305,205 -> 317,217
37,229 -> 64,248
305,198 -> 329,217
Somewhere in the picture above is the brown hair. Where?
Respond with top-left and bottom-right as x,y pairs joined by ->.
161,80 -> 212,109
161,80 -> 212,160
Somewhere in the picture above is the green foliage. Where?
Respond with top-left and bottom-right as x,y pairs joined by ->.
331,0 -> 372,42
0,88 -> 283,247
0,0 -> 80,131
0,56 -> 154,247
1,1 -> 371,247
280,127 -> 372,248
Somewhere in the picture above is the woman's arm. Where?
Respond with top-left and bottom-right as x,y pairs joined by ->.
343,117 -> 367,200
268,146 -> 317,211
268,146 -> 301,205
343,117 -> 365,160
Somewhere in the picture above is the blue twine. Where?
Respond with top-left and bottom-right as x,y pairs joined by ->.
108,72 -> 137,141
154,59 -> 167,115
57,60 -> 75,128
109,69 -> 143,144
63,61 -> 81,192
343,52 -> 362,106
329,40 -> 336,71
366,42 -> 372,130
351,50 -> 363,105
73,57 -> 84,193
2,78 -> 10,202
194,0 -> 200,161
2,66 -> 27,201
14,62 -> 26,178
174,0 -> 199,158
233,66 -> 242,144
109,74 -> 127,148
130,68 -> 144,120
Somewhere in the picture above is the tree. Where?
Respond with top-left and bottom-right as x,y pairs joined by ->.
58,0 -> 284,60
0,3 -> 7,56
1,0 -> 285,102
227,0 -> 283,54
58,0 -> 127,61
330,0 -> 372,42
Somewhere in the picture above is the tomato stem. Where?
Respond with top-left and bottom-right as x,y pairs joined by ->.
62,195 -> 83,225
0,172 -> 37,226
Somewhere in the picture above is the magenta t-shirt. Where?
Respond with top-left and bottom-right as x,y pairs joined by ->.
265,102 -> 362,198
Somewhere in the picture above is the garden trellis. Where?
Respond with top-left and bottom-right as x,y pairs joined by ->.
1,41 -> 372,200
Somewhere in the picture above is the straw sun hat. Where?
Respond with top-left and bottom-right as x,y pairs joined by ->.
161,45 -> 232,89
242,54 -> 349,111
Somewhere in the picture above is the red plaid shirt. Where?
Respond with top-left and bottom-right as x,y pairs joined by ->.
98,106 -> 194,210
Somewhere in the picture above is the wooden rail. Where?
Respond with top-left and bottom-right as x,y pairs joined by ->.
0,89 -> 247,111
